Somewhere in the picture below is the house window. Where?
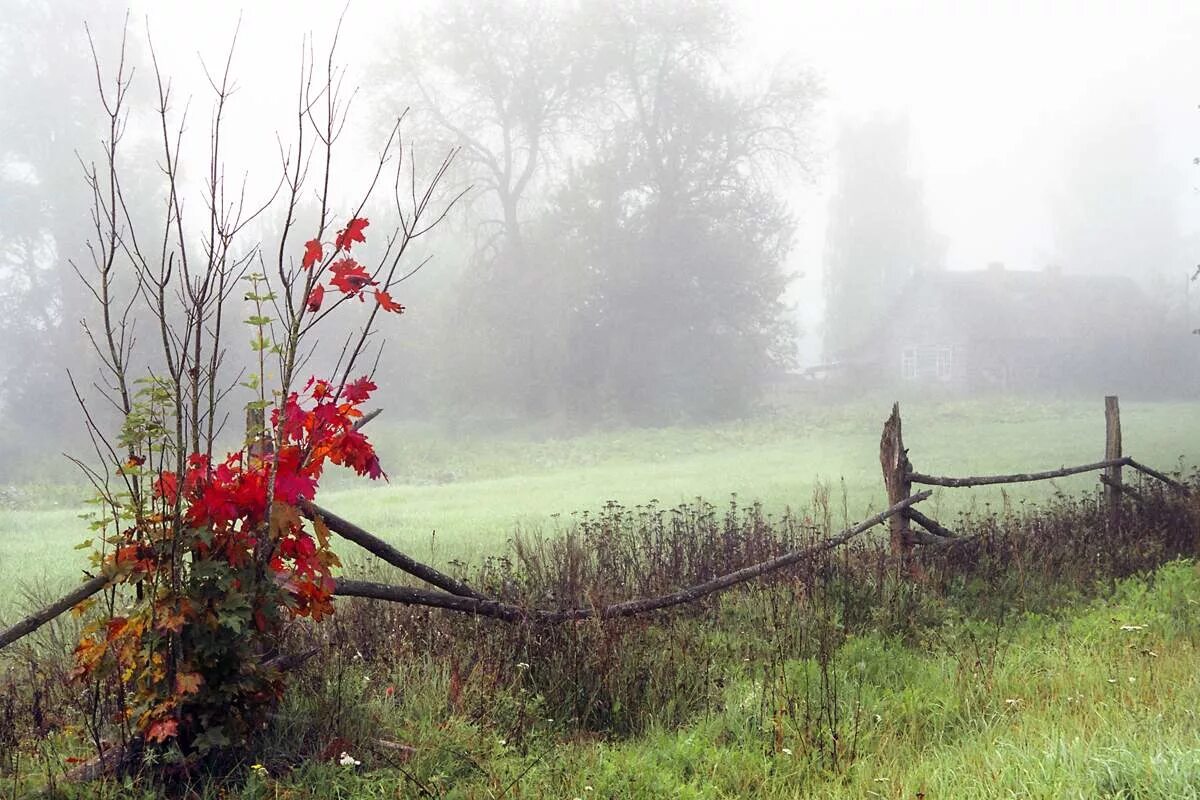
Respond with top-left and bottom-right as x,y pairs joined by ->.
934,346 -> 953,381
900,345 -> 954,381
901,348 -> 918,380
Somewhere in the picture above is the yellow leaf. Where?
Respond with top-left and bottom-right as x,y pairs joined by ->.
270,501 -> 303,541
313,516 -> 332,550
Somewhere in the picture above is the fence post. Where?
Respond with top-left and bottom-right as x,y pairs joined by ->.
1104,395 -> 1122,528
880,403 -> 914,570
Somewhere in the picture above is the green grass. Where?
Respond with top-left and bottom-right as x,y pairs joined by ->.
2,398 -> 1197,621
133,560 -> 1200,799
334,563 -> 1200,798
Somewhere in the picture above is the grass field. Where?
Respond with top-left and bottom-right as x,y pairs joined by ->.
4,397 -> 1200,798
1,398 -> 1197,620
14,557 -> 1200,798
249,561 -> 1200,799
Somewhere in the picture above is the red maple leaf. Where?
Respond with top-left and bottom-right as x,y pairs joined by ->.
342,376 -> 377,404
374,289 -> 405,314
302,238 -> 324,270
305,284 -> 325,313
335,217 -> 369,251
153,472 -> 179,505
329,259 -> 375,295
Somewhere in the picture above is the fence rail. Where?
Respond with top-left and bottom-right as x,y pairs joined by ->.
881,395 -> 1190,570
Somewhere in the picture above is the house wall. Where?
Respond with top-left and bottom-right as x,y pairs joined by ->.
877,294 -> 972,392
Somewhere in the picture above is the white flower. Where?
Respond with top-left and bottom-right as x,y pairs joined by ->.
781,748 -> 793,756
339,752 -> 361,767
1004,698 -> 1020,706
1107,678 -> 1118,684
1128,676 -> 1137,683
516,662 -> 530,670
1119,624 -> 1146,632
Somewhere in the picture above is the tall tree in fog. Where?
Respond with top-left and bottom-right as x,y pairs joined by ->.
378,0 -> 818,422
377,0 -> 605,416
546,0 -> 819,421
0,1 -> 135,470
823,114 -> 944,360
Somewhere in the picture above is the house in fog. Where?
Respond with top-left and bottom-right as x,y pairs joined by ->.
866,264 -> 1160,393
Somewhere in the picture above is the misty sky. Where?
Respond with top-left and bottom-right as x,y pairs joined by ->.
124,0 -> 1200,364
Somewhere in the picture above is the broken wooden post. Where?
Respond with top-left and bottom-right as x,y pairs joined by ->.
880,403 -> 915,571
1104,395 -> 1122,529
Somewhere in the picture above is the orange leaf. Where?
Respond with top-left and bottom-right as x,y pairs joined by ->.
146,718 -> 178,743
374,290 -> 404,314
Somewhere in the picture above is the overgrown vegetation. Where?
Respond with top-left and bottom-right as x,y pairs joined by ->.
4,469 -> 1197,797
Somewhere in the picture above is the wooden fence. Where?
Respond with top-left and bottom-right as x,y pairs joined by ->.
880,395 -> 1190,567
2,396 -> 1191,652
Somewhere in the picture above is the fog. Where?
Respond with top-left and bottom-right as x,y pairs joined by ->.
2,0 -> 1199,478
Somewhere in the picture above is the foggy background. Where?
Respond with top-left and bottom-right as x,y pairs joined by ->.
2,0 -> 1199,480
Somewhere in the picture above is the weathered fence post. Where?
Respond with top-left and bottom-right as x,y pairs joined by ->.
1104,395 -> 1122,528
880,403 -> 915,570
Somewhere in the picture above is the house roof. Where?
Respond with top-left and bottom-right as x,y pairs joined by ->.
894,268 -> 1152,343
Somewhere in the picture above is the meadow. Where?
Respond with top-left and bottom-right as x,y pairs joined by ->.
3,396 -> 1200,798
0,397 -> 1196,619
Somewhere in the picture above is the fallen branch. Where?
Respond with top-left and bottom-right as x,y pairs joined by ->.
905,507 -> 959,541
920,531 -> 982,550
908,457 -> 1131,488
1126,459 -> 1190,493
0,574 -> 108,652
299,500 -> 488,600
910,527 -> 954,546
333,491 -> 932,623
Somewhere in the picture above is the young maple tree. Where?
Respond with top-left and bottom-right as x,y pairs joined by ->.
63,22 -> 460,766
